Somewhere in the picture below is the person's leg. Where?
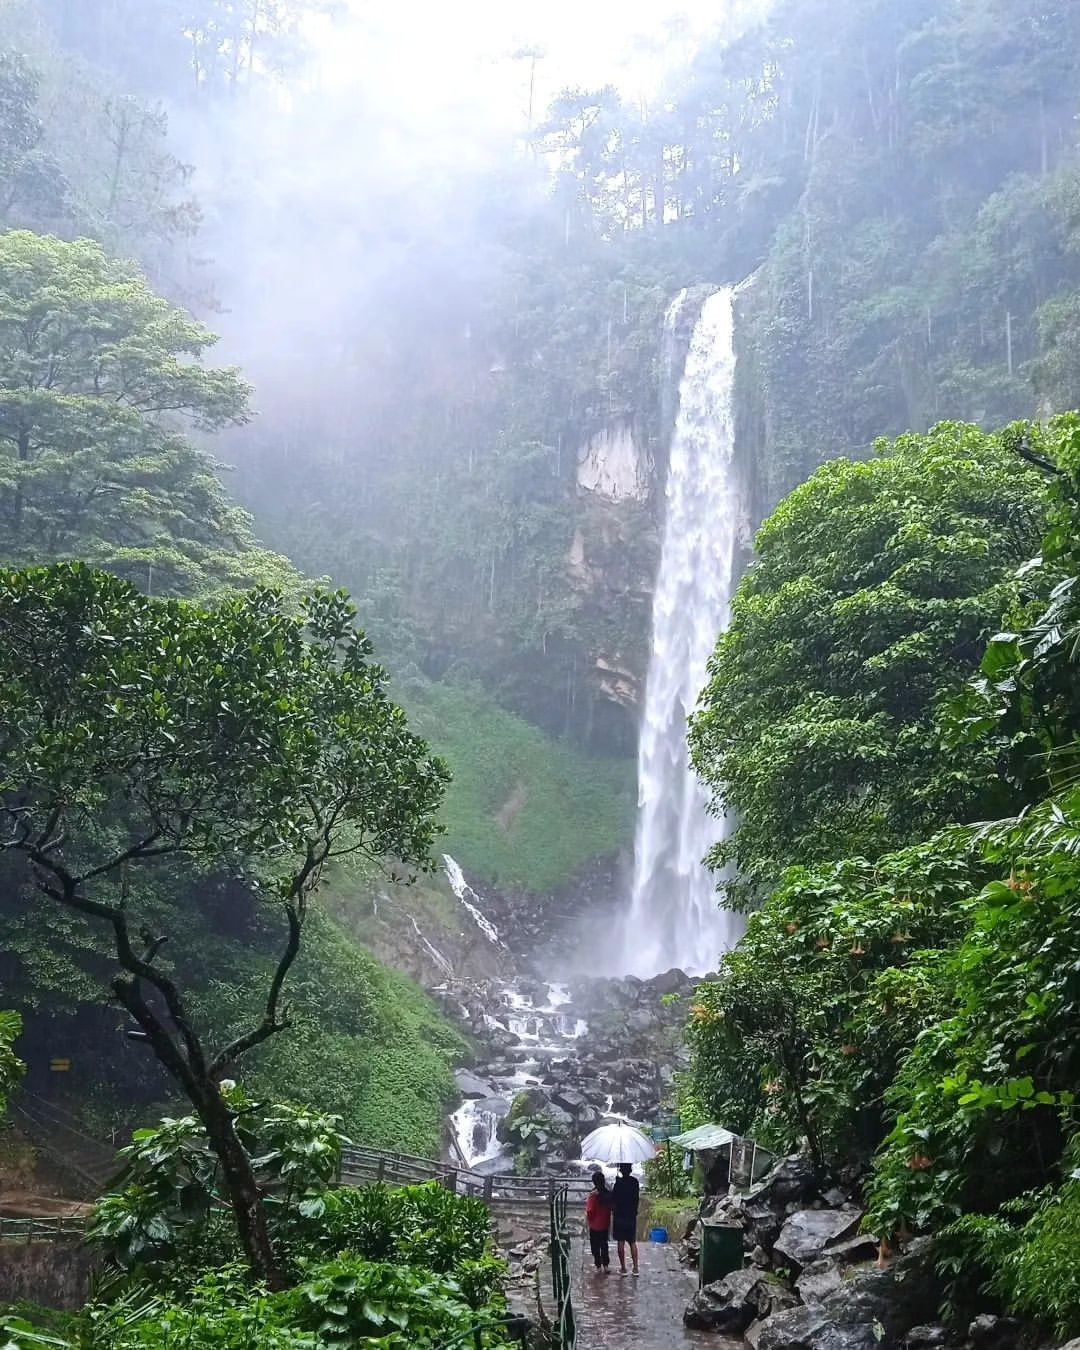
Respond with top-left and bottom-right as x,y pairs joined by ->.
617,1238 -> 627,1272
630,1239 -> 639,1273
589,1230 -> 603,1269
600,1231 -> 610,1269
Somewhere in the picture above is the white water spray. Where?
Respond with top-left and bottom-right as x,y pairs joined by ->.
624,287 -> 746,977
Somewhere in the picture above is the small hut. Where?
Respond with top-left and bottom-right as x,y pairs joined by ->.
669,1123 -> 775,1194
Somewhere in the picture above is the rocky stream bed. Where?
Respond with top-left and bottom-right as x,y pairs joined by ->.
421,854 -> 701,1174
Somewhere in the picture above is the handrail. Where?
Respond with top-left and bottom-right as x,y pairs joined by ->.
549,1185 -> 576,1350
339,1146 -> 592,1204
6,1143 -> 592,1243
0,1215 -> 89,1241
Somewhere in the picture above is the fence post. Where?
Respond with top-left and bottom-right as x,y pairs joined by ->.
442,1169 -> 458,1194
483,1174 -> 494,1203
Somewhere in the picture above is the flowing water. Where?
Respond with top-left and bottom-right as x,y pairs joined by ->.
624,287 -> 746,977
448,980 -> 591,1171
444,854 -> 505,946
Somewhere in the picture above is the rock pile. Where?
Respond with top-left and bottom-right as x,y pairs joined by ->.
681,1157 -> 948,1350
446,969 -> 702,1173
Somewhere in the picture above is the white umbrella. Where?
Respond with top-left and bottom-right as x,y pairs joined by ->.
579,1120 -> 656,1165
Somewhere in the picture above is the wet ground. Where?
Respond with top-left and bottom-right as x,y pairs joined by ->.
570,1237 -> 735,1350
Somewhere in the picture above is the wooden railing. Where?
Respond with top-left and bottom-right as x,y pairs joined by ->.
338,1146 -> 593,1207
0,1146 -> 592,1243
0,1215 -> 89,1242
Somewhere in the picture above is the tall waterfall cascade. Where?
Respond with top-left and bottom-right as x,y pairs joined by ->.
623,286 -> 746,977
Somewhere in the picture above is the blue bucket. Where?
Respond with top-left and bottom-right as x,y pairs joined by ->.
649,1227 -> 669,1244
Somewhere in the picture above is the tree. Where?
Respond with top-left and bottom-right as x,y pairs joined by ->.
0,562 -> 449,1285
686,835 -> 977,1173
0,51 -> 67,230
689,421 -> 1047,905
0,230 -> 294,597
0,1010 -> 24,1120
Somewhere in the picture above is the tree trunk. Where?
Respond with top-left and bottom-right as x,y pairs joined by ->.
198,1083 -> 284,1288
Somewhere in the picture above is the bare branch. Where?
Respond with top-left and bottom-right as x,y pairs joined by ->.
1015,434 -> 1064,478
208,901 -> 302,1076
73,830 -> 172,885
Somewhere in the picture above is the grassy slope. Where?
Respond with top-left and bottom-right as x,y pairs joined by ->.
198,914 -> 465,1158
406,680 -> 635,892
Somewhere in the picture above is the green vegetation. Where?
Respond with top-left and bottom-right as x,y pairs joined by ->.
409,680 -> 634,890
0,231 -> 296,598
1,1103 -> 510,1348
232,945 -> 466,1157
0,563 -> 447,1281
689,422 -> 1046,905
688,415 -> 1080,1337
0,1012 -> 24,1120
197,917 -> 464,1158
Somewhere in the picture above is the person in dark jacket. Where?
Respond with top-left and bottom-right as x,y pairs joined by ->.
610,1163 -> 640,1274
585,1171 -> 612,1271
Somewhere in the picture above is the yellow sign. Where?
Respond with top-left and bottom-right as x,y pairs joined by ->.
49,1058 -> 71,1072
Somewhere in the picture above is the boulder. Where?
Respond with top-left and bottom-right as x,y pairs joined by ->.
551,1087 -> 587,1114
756,1303 -> 836,1350
747,1317 -> 768,1349
969,1316 -> 1024,1350
542,1102 -> 574,1131
774,1209 -> 863,1270
796,1257 -> 845,1304
649,968 -> 690,997
904,1327 -> 950,1349
684,1268 -> 762,1333
576,1105 -> 602,1132
758,1156 -> 820,1212
823,1239 -> 942,1340
455,1069 -> 496,1098
827,1233 -> 881,1265
758,1238 -> 941,1350
745,1202 -> 782,1252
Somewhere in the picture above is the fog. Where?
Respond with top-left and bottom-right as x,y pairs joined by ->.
178,0 -> 776,421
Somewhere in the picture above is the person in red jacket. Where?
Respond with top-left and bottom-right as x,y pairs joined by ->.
585,1170 -> 612,1271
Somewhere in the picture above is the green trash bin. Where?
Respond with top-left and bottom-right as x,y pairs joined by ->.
699,1219 -> 743,1286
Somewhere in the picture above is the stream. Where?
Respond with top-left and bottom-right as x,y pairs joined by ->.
448,979 -> 591,1172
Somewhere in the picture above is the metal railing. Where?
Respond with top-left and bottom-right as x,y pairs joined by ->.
3,1142 -> 593,1244
0,1215 -> 89,1241
549,1185 -> 576,1350
339,1145 -> 593,1207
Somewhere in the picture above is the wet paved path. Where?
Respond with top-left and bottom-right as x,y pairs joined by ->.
570,1237 -> 726,1350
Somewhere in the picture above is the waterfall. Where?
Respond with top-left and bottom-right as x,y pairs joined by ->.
623,287 -> 745,977
443,854 -> 504,946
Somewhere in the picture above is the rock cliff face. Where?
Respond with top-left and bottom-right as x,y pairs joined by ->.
576,420 -> 652,503
567,424 -> 658,750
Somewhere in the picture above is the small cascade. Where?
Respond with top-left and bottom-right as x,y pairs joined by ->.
446,979 -> 594,1174
624,286 -> 747,977
444,855 -> 505,946
450,1098 -> 507,1169
407,914 -> 453,978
